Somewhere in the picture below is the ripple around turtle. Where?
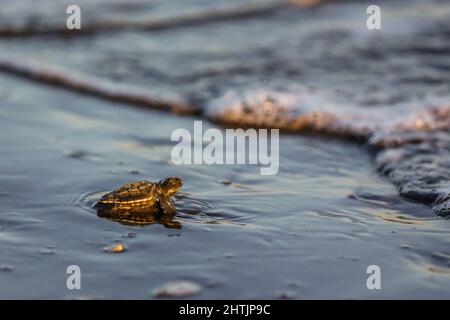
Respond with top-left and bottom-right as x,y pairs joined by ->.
67,190 -> 247,228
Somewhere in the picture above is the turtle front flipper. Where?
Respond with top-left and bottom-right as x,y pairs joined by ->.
159,196 -> 176,215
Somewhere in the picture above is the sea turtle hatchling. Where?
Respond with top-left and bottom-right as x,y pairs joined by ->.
96,177 -> 183,216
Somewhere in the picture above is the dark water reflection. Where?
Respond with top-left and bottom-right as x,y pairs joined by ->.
79,190 -> 219,229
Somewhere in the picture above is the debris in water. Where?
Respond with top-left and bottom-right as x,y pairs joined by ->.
104,244 -> 126,253
153,281 -> 201,298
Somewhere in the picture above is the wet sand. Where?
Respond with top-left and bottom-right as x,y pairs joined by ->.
0,0 -> 450,299
1,74 -> 450,299
1,0 -> 449,216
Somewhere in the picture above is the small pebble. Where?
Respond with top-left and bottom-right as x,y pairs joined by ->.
0,264 -> 14,272
104,244 -> 126,253
153,281 -> 201,298
40,249 -> 55,255
278,291 -> 296,300
123,232 -> 137,238
221,180 -> 232,186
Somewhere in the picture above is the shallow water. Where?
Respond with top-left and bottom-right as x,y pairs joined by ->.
1,74 -> 450,299
0,0 -> 450,299
1,0 -> 449,213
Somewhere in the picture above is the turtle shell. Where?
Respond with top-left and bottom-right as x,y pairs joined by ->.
97,180 -> 159,208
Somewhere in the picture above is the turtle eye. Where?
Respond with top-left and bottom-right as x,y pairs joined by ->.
172,177 -> 182,186
159,177 -> 182,195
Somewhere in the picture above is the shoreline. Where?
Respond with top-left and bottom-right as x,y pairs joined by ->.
1,72 -> 448,298
0,57 -> 448,217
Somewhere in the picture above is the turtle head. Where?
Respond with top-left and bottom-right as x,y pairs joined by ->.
158,176 -> 183,197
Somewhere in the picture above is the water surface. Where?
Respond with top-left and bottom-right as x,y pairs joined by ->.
0,0 -> 450,299
1,74 -> 449,299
